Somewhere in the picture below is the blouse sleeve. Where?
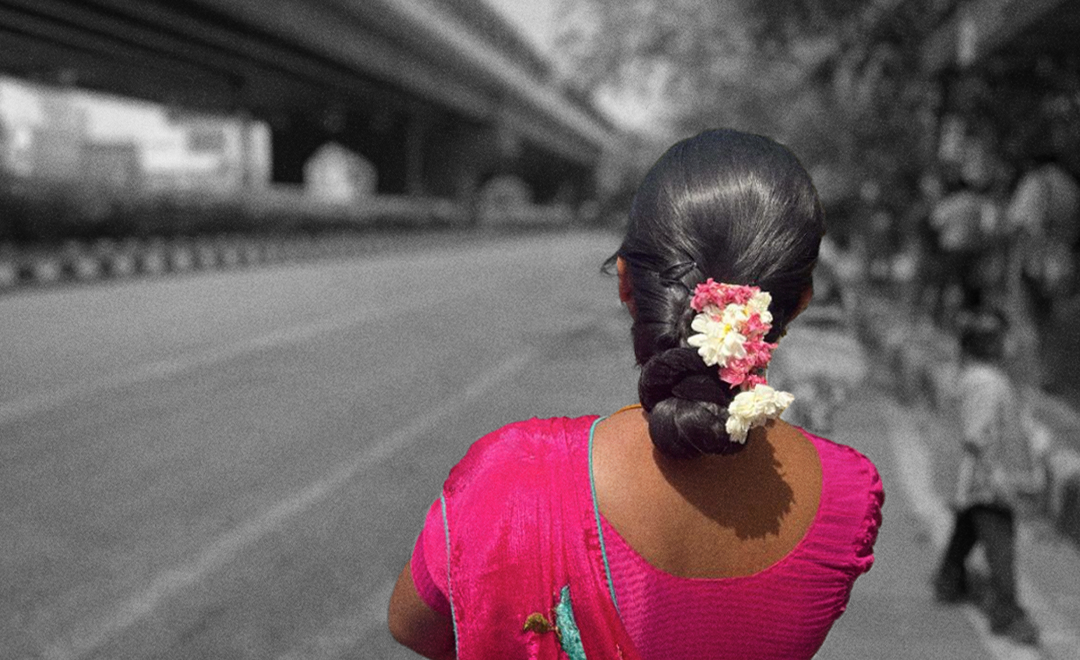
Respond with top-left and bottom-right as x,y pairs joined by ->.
409,498 -> 451,617
853,461 -> 885,575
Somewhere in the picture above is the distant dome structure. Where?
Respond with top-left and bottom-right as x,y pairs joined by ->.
304,143 -> 376,203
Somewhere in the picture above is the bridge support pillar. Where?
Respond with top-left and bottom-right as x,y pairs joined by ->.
405,108 -> 433,196
236,111 -> 271,188
269,118 -> 325,185
420,122 -> 498,201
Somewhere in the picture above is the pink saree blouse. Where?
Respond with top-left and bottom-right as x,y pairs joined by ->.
412,416 -> 883,659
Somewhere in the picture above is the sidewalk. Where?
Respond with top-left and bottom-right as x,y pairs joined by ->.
815,388 -> 993,660
813,375 -> 1080,659
813,294 -> 1080,659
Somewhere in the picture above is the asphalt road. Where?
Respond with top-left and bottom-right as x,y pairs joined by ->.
2,231 -> 1077,660
1,231 -> 641,659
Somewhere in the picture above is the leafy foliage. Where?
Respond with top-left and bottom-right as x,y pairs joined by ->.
557,0 -> 962,204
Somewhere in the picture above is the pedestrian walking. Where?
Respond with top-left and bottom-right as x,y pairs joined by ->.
388,129 -> 884,659
928,130 -> 1007,327
933,309 -> 1042,646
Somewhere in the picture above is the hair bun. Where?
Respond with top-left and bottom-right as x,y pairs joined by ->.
639,348 -> 710,409
639,348 -> 742,458
671,373 -> 728,402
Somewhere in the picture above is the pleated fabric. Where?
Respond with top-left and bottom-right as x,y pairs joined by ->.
439,416 -> 644,660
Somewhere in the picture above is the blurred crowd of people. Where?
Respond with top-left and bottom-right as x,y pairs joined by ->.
852,94 -> 1080,647
903,109 -> 1079,397
939,140 -> 1072,383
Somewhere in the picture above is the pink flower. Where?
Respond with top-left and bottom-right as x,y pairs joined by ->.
725,286 -> 756,306
691,279 -> 760,311
742,340 -> 773,368
745,373 -> 769,388
690,279 -> 721,311
745,313 -> 769,337
720,366 -> 746,387
720,357 -> 753,387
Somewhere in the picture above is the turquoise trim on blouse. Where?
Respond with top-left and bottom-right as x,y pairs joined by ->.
588,416 -> 620,613
554,585 -> 587,660
439,494 -> 459,657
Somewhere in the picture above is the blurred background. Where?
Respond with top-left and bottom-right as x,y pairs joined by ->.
2,1 -> 1080,658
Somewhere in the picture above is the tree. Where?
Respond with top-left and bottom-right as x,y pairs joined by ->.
557,0 -> 962,210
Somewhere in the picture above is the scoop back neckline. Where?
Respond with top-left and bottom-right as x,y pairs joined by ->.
587,416 -> 827,583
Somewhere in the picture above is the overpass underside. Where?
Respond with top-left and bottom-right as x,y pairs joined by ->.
0,0 -> 608,205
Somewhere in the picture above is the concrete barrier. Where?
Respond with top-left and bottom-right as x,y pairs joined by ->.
24,254 -> 64,284
105,251 -> 138,278
67,253 -> 103,281
138,247 -> 168,276
0,257 -> 17,289
0,225 -> 576,293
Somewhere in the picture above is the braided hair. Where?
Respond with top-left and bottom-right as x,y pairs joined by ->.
615,129 -> 825,458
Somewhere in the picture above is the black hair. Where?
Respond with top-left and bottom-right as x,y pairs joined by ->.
614,129 -> 825,459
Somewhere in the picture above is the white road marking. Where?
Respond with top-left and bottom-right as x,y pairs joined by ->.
43,350 -> 536,660
274,579 -> 398,660
0,309 -> 394,425
884,399 -> 1079,660
885,401 -> 953,549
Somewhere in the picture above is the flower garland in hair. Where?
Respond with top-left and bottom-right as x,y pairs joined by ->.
686,279 -> 794,443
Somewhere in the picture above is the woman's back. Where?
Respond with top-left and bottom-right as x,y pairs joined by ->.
592,407 -> 823,579
591,410 -> 881,658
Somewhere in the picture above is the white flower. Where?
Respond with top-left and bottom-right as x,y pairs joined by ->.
747,291 -> 772,314
720,303 -> 750,328
689,312 -> 723,336
725,414 -> 751,442
728,389 -> 760,420
725,384 -> 795,443
688,311 -> 747,367
747,291 -> 774,324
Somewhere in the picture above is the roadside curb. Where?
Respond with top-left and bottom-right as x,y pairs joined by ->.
0,229 -> 488,293
0,234 -> 365,292
0,225 -> 599,294
853,294 -> 1080,549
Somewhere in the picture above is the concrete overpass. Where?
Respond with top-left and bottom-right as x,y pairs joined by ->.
0,0 -> 619,204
